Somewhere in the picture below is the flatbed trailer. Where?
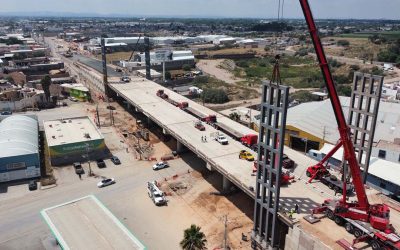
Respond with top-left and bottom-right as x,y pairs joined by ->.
214,122 -> 244,141
184,106 -> 208,120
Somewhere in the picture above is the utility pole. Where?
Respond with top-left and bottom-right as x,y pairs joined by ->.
223,215 -> 228,250
96,104 -> 100,128
85,143 -> 93,176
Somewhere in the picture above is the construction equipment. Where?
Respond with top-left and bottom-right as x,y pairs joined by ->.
300,0 -> 400,249
156,89 -> 188,109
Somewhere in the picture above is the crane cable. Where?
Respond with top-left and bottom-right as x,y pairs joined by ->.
271,0 -> 285,85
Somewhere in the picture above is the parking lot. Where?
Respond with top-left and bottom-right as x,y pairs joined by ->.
0,102 -> 253,250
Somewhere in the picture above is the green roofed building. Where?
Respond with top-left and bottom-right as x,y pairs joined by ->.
41,195 -> 146,250
43,116 -> 110,166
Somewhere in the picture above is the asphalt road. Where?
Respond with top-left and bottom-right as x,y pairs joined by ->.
0,150 -> 196,250
71,54 -> 123,77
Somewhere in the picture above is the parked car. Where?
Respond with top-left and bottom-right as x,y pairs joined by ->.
96,159 -> 106,168
282,154 -> 295,169
0,111 -> 12,115
69,96 -> 78,102
28,180 -> 37,191
121,76 -> 131,83
153,161 -> 169,170
215,135 -> 228,145
110,156 -> 121,165
97,178 -> 115,188
239,150 -> 254,161
73,162 -> 85,174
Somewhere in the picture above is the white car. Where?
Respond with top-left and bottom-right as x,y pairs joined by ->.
121,76 -> 131,83
152,161 -> 169,170
69,96 -> 78,102
97,178 -> 115,188
216,135 -> 229,145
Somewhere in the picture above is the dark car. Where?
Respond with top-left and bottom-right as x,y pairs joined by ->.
96,159 -> 106,168
282,154 -> 295,169
0,111 -> 12,115
73,162 -> 85,174
28,180 -> 37,191
110,156 -> 121,165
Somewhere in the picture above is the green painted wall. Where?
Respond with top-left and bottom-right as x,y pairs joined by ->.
49,139 -> 105,157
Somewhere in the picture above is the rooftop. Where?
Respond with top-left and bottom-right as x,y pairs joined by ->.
287,97 -> 400,144
376,139 -> 400,152
0,115 -> 38,157
41,195 -> 146,250
43,116 -> 103,147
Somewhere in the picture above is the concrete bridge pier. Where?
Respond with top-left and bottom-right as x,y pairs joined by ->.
222,176 -> 232,192
176,141 -> 186,153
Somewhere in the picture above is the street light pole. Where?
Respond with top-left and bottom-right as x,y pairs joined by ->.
85,143 -> 93,176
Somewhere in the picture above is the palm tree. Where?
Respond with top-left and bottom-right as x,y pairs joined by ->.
180,224 -> 207,250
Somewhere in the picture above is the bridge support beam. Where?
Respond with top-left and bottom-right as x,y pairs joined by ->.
222,176 -> 232,192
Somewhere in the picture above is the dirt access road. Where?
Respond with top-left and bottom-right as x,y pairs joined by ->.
197,59 -> 242,85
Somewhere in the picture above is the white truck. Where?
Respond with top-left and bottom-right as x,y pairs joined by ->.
215,134 -> 229,145
147,181 -> 167,206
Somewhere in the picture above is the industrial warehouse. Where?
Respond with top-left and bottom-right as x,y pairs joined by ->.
43,116 -> 109,166
0,115 -> 40,182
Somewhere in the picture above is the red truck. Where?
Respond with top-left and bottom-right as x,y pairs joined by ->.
240,134 -> 258,148
156,89 -> 168,99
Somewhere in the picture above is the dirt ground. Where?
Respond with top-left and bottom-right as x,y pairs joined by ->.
158,164 -> 253,249
197,59 -> 243,85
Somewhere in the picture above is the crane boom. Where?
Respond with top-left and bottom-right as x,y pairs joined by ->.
298,0 -> 369,209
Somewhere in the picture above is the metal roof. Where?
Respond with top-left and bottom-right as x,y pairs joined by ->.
287,97 -> 400,144
0,115 -> 38,157
368,157 -> 400,186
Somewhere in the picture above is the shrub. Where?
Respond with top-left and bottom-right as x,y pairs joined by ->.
201,88 -> 229,104
337,40 -> 350,47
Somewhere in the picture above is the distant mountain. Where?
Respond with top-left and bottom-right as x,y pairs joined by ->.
0,11 -> 133,18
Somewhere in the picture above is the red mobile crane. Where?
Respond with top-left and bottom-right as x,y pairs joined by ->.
299,1 -> 400,249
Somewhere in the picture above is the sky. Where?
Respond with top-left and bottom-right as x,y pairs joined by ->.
1,0 -> 399,19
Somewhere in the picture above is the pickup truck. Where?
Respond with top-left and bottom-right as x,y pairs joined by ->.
215,135 -> 228,145
147,181 -> 167,206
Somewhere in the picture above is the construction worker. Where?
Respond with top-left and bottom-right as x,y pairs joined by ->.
204,136 -> 207,142
201,136 -> 204,142
295,204 -> 299,214
78,173 -> 82,180
289,208 -> 294,219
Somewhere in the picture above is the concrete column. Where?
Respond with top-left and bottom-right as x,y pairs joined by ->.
177,140 -> 184,153
146,116 -> 153,127
222,176 -> 232,191
206,162 -> 214,171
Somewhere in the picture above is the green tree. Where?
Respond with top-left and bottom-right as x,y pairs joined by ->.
201,88 -> 229,104
182,64 -> 191,71
41,75 -> 52,102
180,224 -> 207,250
229,112 -> 241,122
